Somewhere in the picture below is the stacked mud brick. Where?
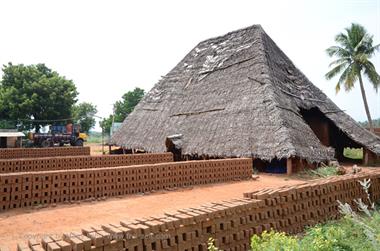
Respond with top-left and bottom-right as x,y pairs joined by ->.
0,153 -> 174,173
243,171 -> 380,234
9,170 -> 380,251
0,147 -> 90,159
0,158 -> 252,212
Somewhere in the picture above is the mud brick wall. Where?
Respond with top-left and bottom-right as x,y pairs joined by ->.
0,147 -> 90,159
0,153 -> 174,173
0,158 -> 252,212
11,171 -> 380,251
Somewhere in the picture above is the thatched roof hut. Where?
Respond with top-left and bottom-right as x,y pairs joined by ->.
111,25 -> 380,166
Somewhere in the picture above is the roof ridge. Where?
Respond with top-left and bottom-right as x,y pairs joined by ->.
258,29 -> 338,159
196,24 -> 263,46
255,27 -> 298,157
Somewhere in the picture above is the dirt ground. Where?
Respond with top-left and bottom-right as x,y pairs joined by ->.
86,143 -> 109,155
0,174 -> 305,249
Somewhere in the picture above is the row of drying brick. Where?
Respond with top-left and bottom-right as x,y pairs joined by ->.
242,171 -> 380,234
9,198 -> 263,251
10,170 -> 380,251
0,153 -> 174,173
0,147 -> 90,159
0,158 -> 253,212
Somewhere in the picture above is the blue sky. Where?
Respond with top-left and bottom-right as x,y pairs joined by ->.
0,0 -> 379,129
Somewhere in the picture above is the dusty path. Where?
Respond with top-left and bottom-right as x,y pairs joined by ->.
0,174 -> 304,249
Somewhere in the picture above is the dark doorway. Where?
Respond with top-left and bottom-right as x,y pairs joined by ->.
254,158 -> 287,173
165,135 -> 183,161
299,107 -> 362,161
0,137 -> 7,148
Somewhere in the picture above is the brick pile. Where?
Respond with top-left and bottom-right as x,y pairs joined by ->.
243,172 -> 380,234
9,171 -> 380,251
0,153 -> 174,173
0,158 -> 253,212
0,147 -> 90,159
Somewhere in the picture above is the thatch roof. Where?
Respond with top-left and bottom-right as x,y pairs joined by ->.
111,25 -> 380,162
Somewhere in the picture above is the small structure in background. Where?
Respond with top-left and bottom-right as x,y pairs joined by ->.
0,129 -> 25,148
105,122 -> 123,155
110,122 -> 122,137
368,128 -> 380,137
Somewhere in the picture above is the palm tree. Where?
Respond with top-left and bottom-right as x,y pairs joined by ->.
326,23 -> 380,133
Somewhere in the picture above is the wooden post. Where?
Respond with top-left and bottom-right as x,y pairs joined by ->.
364,148 -> 369,166
298,158 -> 303,172
363,148 -> 377,166
287,158 -> 293,175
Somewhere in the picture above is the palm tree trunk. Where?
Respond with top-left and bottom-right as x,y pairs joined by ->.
358,73 -> 374,133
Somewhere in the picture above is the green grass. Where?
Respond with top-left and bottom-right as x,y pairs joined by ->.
248,211 -> 380,251
86,135 -> 102,143
86,131 -> 109,144
344,147 -> 363,160
297,166 -> 339,179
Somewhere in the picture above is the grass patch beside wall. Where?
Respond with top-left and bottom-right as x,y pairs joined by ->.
247,210 -> 380,251
297,166 -> 339,179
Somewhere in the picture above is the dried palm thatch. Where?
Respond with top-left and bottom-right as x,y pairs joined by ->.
111,25 -> 380,163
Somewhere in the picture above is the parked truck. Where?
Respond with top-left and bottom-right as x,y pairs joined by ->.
29,123 -> 87,147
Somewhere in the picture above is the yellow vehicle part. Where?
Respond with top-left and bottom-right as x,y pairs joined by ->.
79,133 -> 87,141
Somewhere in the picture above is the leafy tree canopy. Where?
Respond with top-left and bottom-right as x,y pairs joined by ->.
113,87 -> 145,122
326,23 -> 380,93
325,23 -> 380,132
100,87 -> 145,134
0,63 -> 78,130
100,115 -> 113,135
72,102 -> 97,133
359,118 -> 380,128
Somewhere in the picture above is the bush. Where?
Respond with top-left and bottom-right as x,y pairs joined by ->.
300,219 -> 373,251
311,166 -> 339,177
248,215 -> 380,251
298,166 -> 339,179
250,231 -> 300,251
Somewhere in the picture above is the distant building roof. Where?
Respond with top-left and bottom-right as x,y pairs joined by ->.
0,131 -> 25,137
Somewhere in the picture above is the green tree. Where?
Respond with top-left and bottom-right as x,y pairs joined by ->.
326,23 -> 380,132
113,87 -> 145,122
100,115 -> 113,135
0,119 -> 14,129
360,118 -> 380,128
72,102 -> 97,133
0,90 -> 12,128
0,63 -> 78,131
100,87 -> 145,134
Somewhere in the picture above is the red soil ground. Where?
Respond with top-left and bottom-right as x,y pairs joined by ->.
0,174 -> 305,249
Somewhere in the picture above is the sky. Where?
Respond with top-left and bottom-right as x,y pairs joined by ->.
0,0 -> 379,131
